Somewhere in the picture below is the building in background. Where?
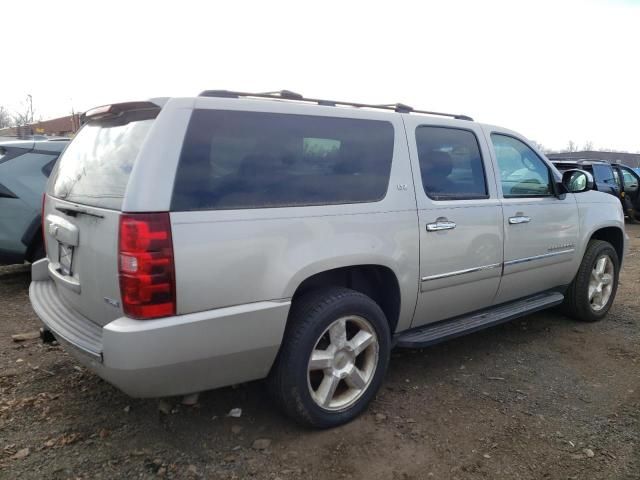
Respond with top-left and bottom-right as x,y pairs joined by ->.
547,151 -> 640,169
0,113 -> 81,139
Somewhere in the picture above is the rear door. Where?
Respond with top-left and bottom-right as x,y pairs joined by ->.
486,130 -> 579,303
44,104 -> 160,326
405,118 -> 503,327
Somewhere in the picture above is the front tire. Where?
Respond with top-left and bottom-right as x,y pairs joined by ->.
268,287 -> 390,428
562,240 -> 619,322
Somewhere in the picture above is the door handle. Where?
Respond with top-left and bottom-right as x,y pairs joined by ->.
426,220 -> 456,232
508,215 -> 531,225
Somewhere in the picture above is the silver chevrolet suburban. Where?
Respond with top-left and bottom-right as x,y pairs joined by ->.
29,90 -> 626,428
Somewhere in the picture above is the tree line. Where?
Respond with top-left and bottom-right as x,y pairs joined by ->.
0,95 -> 38,129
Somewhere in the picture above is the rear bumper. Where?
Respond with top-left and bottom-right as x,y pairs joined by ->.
29,260 -> 291,397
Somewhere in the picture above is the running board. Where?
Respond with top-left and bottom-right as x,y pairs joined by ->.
395,292 -> 564,348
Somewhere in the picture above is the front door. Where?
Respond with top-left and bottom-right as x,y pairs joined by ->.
406,120 -> 503,328
486,131 -> 579,304
618,165 -> 640,211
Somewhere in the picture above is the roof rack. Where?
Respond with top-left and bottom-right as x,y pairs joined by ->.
198,90 -> 473,121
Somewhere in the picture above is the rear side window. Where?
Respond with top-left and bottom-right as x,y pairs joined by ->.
50,108 -> 157,210
171,110 -> 394,211
415,126 -> 487,200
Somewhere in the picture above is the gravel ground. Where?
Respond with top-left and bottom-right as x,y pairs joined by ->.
1,224 -> 639,480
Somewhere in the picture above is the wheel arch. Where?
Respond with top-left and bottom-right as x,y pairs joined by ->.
588,226 -> 624,265
287,263 -> 403,335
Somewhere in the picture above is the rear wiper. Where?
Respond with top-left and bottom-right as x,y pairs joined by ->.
55,205 -> 104,219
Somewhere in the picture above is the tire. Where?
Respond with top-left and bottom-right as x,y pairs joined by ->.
268,287 -> 391,428
562,240 -> 619,322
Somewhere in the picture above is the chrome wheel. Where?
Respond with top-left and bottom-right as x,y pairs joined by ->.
307,315 -> 379,411
589,254 -> 614,311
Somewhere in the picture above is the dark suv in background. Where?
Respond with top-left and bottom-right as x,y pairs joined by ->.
552,159 -> 640,221
0,139 -> 69,264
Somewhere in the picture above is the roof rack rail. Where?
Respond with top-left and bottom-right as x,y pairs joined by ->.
198,90 -> 473,121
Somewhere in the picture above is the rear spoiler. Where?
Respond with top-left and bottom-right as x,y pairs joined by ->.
83,101 -> 162,122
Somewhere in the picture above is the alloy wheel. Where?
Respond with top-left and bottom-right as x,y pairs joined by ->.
307,315 -> 379,411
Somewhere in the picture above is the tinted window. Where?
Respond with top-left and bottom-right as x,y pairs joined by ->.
171,110 -> 394,210
491,134 -> 552,197
415,126 -> 487,200
50,109 -> 157,210
592,164 -> 616,186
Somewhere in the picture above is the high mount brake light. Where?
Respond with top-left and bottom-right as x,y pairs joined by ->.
84,101 -> 161,120
118,213 -> 176,319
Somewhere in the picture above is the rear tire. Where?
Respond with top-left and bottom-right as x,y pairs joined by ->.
268,287 -> 390,428
562,240 -> 619,322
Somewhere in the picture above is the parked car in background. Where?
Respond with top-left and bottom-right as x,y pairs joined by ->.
552,159 -> 640,221
551,159 -> 620,196
617,164 -> 640,221
0,139 -> 69,264
29,92 -> 625,428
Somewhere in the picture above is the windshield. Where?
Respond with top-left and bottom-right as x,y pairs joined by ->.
50,108 -> 157,210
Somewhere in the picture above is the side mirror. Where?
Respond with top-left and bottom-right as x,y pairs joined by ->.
561,169 -> 594,193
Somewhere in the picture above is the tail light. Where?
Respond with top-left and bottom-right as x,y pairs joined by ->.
118,213 -> 176,319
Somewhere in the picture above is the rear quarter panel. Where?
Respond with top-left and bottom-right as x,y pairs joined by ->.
163,99 -> 420,332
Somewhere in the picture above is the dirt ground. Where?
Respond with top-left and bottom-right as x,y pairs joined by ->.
1,225 -> 639,480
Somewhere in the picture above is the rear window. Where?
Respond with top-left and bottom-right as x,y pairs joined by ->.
171,110 -> 394,211
50,108 -> 157,210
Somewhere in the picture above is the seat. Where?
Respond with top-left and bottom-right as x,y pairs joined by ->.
421,150 -> 456,195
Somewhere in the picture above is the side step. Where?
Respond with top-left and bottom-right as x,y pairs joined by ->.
395,292 -> 564,348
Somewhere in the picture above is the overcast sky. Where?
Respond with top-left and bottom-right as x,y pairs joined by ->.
3,0 -> 639,152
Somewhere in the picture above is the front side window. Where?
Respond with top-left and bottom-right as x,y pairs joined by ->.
415,126 -> 487,200
171,110 -> 394,210
491,134 -> 552,197
621,168 -> 639,193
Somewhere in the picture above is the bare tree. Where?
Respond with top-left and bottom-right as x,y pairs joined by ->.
530,140 -> 549,153
566,140 -> 578,152
0,106 -> 13,129
12,94 -> 36,127
582,141 -> 594,151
